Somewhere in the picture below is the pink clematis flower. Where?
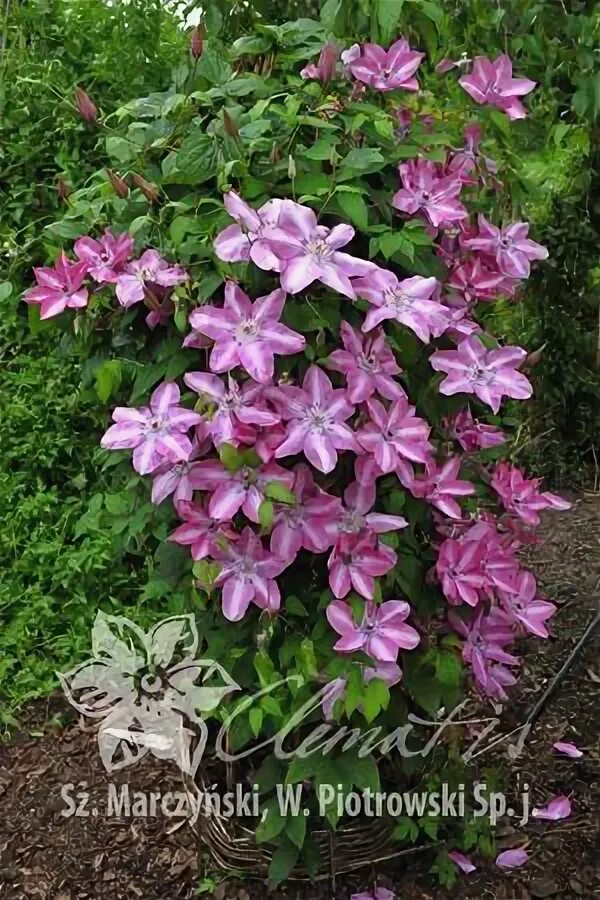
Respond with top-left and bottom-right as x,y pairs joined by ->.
115,249 -> 187,308
300,43 -> 339,82
191,459 -> 294,523
461,520 -> 520,597
436,538 -> 486,607
351,889 -> 395,900
270,464 -> 341,560
495,848 -> 529,868
254,422 -> 287,463
327,533 -> 397,600
448,851 -> 476,875
74,229 -> 134,283
447,408 -> 506,452
409,457 -> 475,519
213,527 -> 289,621
260,200 -> 374,299
491,462 -> 571,526
23,252 -> 89,319
325,322 -> 405,403
327,598 -> 420,662
334,479 -> 408,540
214,192 -> 284,269
100,382 -> 204,475
447,258 -> 505,305
188,283 -> 304,384
430,335 -> 533,413
553,741 -> 583,758
450,609 -> 520,701
184,371 -> 280,448
392,159 -> 467,228
168,501 -> 236,560
151,429 -> 211,506
269,366 -> 356,474
532,795 -> 571,821
497,571 -> 556,638
347,39 -> 424,92
459,54 -> 536,120
354,269 -> 447,342
356,397 -> 433,477
447,124 -> 497,183
464,214 -> 548,279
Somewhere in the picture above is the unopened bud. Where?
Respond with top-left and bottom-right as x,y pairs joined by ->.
132,173 -> 159,203
74,87 -> 98,124
106,169 -> 129,199
287,155 -> 296,179
190,25 -> 204,60
222,109 -> 240,140
56,177 -> 71,201
525,342 -> 547,368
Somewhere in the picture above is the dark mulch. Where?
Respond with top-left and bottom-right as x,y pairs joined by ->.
0,495 -> 599,900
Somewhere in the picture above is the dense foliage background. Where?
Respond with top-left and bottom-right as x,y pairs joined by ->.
0,0 -> 598,887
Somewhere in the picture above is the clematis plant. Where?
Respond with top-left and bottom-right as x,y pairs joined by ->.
25,20 -> 573,884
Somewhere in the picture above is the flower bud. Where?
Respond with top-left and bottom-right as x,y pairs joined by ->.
222,109 -> 240,141
190,25 -> 204,60
74,87 -> 98,124
132,173 -> 159,203
287,155 -> 296,179
56,177 -> 71,202
106,169 -> 129,199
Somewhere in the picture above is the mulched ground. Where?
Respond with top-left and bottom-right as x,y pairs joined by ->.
0,494 -> 599,900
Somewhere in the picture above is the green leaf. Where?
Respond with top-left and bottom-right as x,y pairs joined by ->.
259,499 -> 274,529
337,192 -> 369,230
339,750 -> 380,792
435,650 -> 462,687
249,706 -> 263,737
286,810 -> 307,849
105,135 -> 136,164
264,481 -> 296,504
339,147 -> 385,174
196,42 -> 232,85
175,133 -> 217,183
231,35 -> 273,57
362,677 -> 390,723
374,0 -> 404,44
0,281 -> 13,302
268,840 -> 299,887
95,359 -> 122,404
380,230 -> 414,261
218,443 -> 244,471
256,800 -> 287,843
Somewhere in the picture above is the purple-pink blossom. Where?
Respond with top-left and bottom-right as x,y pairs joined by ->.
270,464 -> 340,560
191,459 -> 294,523
269,366 -> 356,474
74,229 -> 133,283
553,741 -> 583,758
392,159 -> 467,228
495,848 -> 529,868
300,43 -> 339,82
327,533 -> 397,600
430,335 -> 533,413
260,200 -> 374,299
532,795 -> 571,821
436,537 -> 485,607
464,214 -> 548,279
23,252 -> 89,319
409,457 -> 475,519
459,54 -> 536,120
497,570 -> 556,638
356,397 -> 433,476
447,408 -> 506,452
450,609 -> 520,701
151,429 -> 210,506
188,282 -> 304,384
115,249 -> 187,308
184,372 -> 279,448
347,39 -> 424,92
334,479 -> 408,541
353,269 -> 447,342
447,259 -> 505,305
325,322 -> 405,403
168,501 -> 236,560
213,527 -> 289,621
491,462 -> 571,526
214,192 -> 284,269
100,382 -> 203,475
448,851 -> 476,874
327,598 -> 419,662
